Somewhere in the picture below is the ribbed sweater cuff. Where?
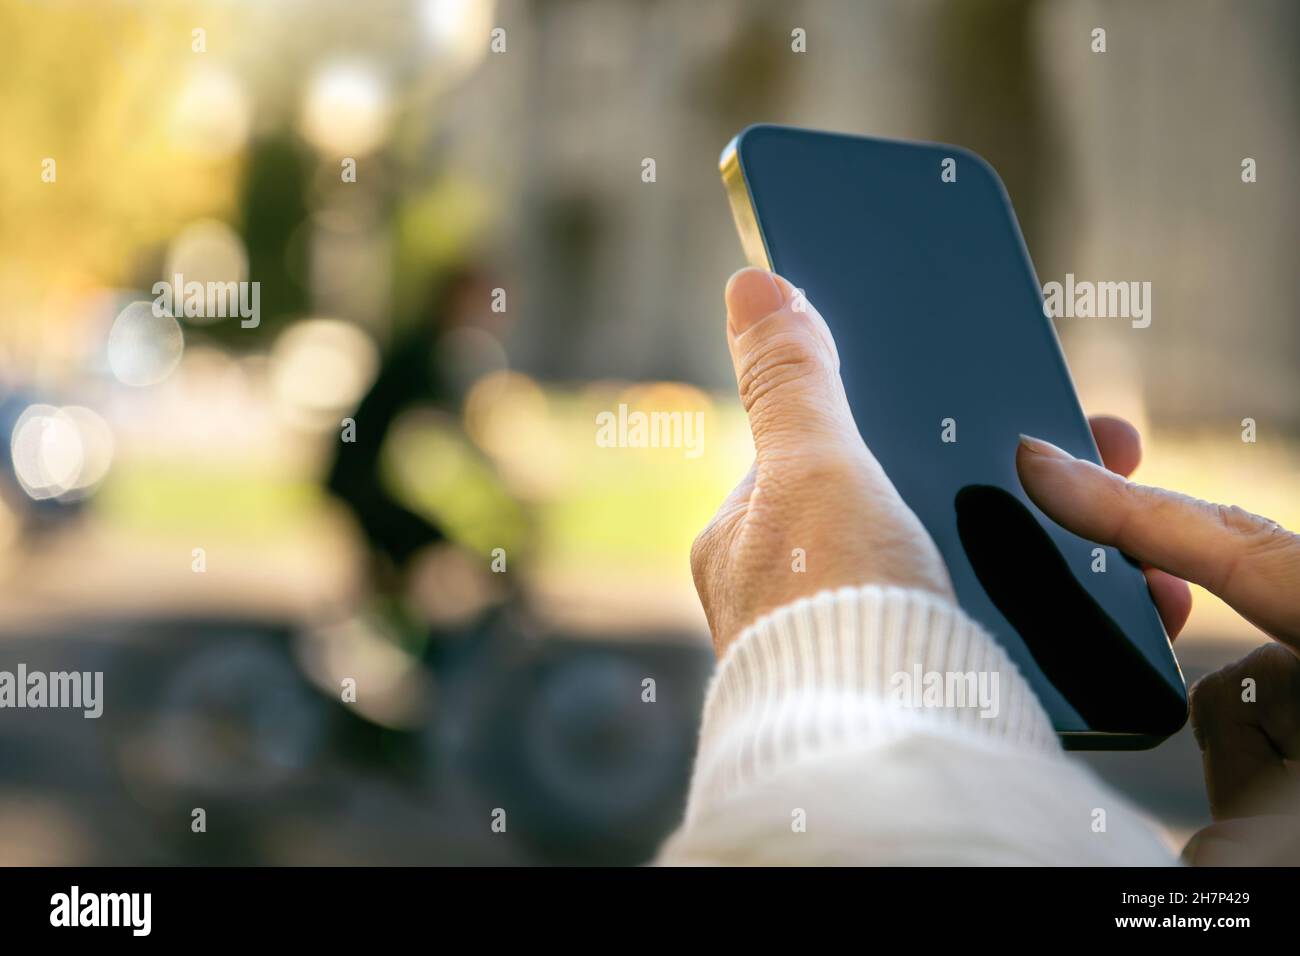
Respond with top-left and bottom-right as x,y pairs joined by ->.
685,585 -> 1058,822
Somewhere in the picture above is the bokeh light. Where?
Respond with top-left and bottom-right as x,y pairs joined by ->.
299,61 -> 391,156
463,370 -> 559,494
420,0 -> 497,77
170,64 -> 252,159
58,405 -> 115,494
107,301 -> 185,387
268,318 -> 379,429
10,403 -> 116,502
11,405 -> 84,500
164,220 -> 249,326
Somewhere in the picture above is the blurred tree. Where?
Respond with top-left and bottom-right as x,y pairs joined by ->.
230,134 -> 311,345
929,0 -> 1064,259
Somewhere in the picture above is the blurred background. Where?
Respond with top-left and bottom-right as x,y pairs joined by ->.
0,0 -> 1296,864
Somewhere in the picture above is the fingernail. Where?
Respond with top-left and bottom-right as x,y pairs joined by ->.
725,267 -> 786,334
1018,434 -> 1073,459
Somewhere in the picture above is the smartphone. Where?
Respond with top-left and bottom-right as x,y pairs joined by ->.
720,124 -> 1186,748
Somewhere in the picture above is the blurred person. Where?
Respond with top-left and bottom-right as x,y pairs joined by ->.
325,269 -> 464,578
658,267 -> 1300,865
326,266 -> 513,587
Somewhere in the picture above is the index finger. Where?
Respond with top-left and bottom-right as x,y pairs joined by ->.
1016,435 -> 1300,648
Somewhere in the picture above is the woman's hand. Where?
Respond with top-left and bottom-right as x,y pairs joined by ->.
690,268 -> 1191,656
1016,431 -> 1300,861
691,268 -> 952,655
693,265 -> 1300,860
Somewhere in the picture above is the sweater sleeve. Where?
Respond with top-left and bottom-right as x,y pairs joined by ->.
657,585 -> 1178,865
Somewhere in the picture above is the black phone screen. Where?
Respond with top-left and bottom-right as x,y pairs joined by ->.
728,125 -> 1186,744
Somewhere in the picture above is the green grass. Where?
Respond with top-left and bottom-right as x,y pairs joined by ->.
91,392 -> 752,576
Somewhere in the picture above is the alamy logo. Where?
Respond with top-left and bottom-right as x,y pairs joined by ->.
152,273 -> 260,328
0,665 -> 103,718
50,886 -> 151,936
595,403 -> 704,459
1041,273 -> 1151,328
889,667 -> 1000,718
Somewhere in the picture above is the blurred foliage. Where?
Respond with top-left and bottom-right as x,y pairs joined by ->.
0,1 -> 240,304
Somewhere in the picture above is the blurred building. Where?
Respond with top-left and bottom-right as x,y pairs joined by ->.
443,0 -> 1300,431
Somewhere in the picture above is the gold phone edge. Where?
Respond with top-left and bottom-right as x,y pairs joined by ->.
719,138 -> 772,272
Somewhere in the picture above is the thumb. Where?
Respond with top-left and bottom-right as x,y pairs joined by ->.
724,267 -> 861,463
1016,434 -> 1300,646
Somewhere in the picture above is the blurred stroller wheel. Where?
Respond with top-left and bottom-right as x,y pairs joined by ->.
117,634 -> 327,806
473,640 -> 710,864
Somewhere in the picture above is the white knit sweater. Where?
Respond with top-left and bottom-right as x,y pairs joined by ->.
658,586 -> 1178,865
